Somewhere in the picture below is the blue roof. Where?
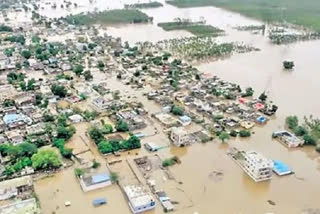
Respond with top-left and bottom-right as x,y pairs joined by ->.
3,114 -> 19,124
91,173 -> 110,184
179,115 -> 191,122
134,132 -> 145,138
273,160 -> 291,175
92,198 -> 107,205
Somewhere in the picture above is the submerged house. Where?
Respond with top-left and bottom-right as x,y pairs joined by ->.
272,130 -> 303,148
0,176 -> 33,201
170,127 -> 190,147
79,172 -> 112,192
123,184 -> 156,214
243,151 -> 273,182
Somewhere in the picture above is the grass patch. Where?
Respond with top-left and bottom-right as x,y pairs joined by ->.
158,21 -> 224,36
125,2 -> 163,9
166,0 -> 320,32
65,9 -> 152,25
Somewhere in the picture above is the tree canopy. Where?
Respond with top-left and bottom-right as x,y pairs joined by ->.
31,149 -> 61,170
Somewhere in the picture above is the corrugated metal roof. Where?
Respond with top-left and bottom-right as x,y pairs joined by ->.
91,173 -> 110,184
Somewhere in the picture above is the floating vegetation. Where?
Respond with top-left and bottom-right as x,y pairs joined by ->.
283,61 -> 294,69
141,37 -> 259,62
64,9 -> 153,25
158,20 -> 224,36
234,25 -> 266,31
124,2 -> 163,9
268,26 -> 320,44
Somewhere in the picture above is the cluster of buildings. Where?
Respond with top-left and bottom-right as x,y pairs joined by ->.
0,176 -> 40,214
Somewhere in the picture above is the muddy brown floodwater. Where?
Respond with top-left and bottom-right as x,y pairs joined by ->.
31,0 -> 320,214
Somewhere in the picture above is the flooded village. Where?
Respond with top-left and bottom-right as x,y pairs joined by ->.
0,0 -> 320,214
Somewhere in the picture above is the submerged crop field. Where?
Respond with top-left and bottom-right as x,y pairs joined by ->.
124,1 -> 163,9
65,9 -> 152,25
166,0 -> 320,32
158,21 -> 224,36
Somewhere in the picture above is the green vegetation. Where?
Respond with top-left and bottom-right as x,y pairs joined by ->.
51,84 -> 68,98
31,149 -> 61,170
155,37 -> 257,61
97,135 -> 141,154
239,130 -> 251,137
4,35 -> 25,45
53,138 -> 73,159
65,9 -> 151,25
3,99 -> 15,107
74,168 -> 84,177
259,92 -> 267,102
171,105 -> 184,116
84,70 -> 93,81
92,160 -> 101,169
7,72 -> 25,85
285,115 -> 320,148
218,132 -> 230,143
283,61 -> 295,69
241,87 -> 254,97
56,114 -> 76,140
235,25 -> 265,31
89,126 -> 105,144
115,120 -> 129,132
73,64 -> 84,76
230,130 -> 238,137
110,172 -> 119,183
162,156 -> 180,167
166,0 -> 320,32
158,21 -> 224,36
286,116 -> 298,130
125,2 -> 163,9
0,25 -> 13,32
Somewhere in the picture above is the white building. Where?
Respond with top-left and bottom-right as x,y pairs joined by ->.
272,130 -> 303,148
69,114 -> 84,123
91,97 -> 110,112
243,151 -> 273,182
170,127 -> 189,147
123,184 -> 156,214
79,172 -> 112,192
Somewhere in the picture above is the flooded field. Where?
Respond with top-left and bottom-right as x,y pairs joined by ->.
26,0 -> 320,214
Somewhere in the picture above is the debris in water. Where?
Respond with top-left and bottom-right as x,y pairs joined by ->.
267,200 -> 276,206
208,170 -> 224,182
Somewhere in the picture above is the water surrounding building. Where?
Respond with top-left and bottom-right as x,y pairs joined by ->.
79,172 -> 112,192
272,130 -> 304,148
243,151 -> 273,182
170,127 -> 189,147
0,198 -> 40,214
123,184 -> 156,214
0,176 -> 33,201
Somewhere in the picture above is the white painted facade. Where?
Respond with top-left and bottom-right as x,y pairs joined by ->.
243,151 -> 273,182
170,127 -> 189,147
123,185 -> 156,214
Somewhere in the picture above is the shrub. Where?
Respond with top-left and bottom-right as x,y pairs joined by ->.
230,130 -> 238,137
74,168 -> 84,177
294,126 -> 308,137
171,105 -> 183,116
303,134 -> 317,146
239,130 -> 251,137
286,116 -> 298,130
162,159 -> 175,167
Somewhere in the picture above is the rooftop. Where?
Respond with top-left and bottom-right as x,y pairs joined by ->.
82,172 -> 110,186
124,185 -> 155,208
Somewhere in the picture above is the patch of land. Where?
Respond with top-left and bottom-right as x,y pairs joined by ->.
65,9 -> 152,25
158,21 -> 224,36
166,0 -> 320,32
125,2 -> 163,9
